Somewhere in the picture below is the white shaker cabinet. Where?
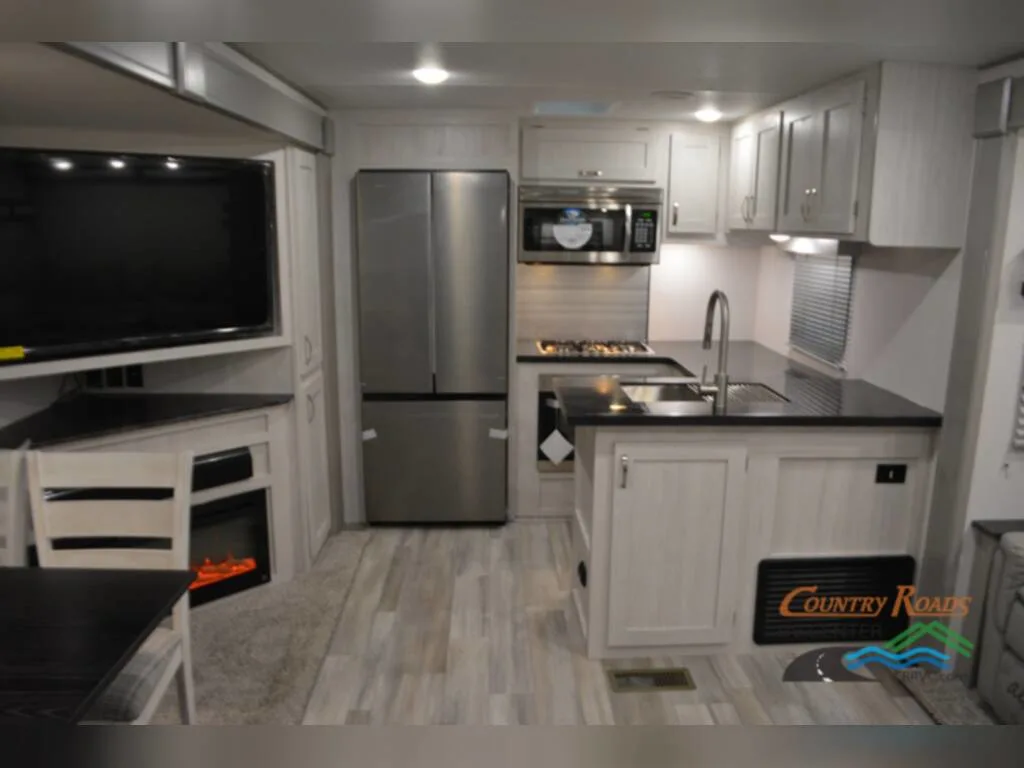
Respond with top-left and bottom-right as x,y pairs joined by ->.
666,131 -> 721,234
520,126 -> 661,184
606,443 -> 746,647
287,150 -> 324,378
297,369 -> 332,560
778,79 -> 866,235
727,110 -> 782,231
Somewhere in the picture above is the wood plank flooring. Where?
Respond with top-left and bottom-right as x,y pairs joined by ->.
303,521 -> 934,725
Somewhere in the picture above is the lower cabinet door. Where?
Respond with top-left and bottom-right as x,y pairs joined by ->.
299,370 -> 331,561
607,443 -> 746,647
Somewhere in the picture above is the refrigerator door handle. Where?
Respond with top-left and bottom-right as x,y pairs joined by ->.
426,176 -> 438,378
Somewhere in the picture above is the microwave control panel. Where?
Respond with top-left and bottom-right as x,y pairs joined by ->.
630,209 -> 659,252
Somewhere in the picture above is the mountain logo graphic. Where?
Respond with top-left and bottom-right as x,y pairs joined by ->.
843,621 -> 973,672
781,622 -> 973,683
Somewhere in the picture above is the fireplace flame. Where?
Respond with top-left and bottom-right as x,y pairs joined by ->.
189,554 -> 258,590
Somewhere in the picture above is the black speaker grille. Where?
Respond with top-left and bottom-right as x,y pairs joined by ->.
753,555 -> 916,645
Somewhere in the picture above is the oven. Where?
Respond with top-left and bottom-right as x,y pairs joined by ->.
518,185 -> 662,265
537,374 -> 575,474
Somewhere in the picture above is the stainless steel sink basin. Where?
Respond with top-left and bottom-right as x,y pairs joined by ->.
620,383 -> 706,403
621,381 -> 789,407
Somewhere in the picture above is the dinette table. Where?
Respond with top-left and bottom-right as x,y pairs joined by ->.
0,567 -> 193,723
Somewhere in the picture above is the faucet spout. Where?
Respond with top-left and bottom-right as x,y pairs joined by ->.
703,290 -> 730,410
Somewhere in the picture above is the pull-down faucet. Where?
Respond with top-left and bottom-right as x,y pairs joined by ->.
702,290 -> 730,411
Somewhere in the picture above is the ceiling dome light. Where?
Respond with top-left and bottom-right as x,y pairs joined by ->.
413,66 -> 449,85
695,107 -> 723,123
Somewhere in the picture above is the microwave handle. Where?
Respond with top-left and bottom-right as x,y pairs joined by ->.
624,204 -> 633,251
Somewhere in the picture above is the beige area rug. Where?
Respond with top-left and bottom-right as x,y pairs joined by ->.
891,670 -> 995,725
154,530 -> 371,724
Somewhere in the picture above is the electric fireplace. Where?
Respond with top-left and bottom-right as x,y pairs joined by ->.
189,489 -> 271,607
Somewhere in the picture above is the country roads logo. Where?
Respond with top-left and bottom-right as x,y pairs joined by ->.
779,582 -> 974,684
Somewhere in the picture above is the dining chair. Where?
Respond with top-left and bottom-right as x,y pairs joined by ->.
0,445 -> 28,567
26,450 -> 197,725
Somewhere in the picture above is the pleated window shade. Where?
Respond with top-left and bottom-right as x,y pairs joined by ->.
789,253 -> 854,368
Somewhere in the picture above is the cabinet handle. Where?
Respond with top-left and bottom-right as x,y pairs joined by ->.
672,202 -> 679,226
620,455 -> 629,489
304,336 -> 313,365
578,170 -> 603,178
306,394 -> 315,423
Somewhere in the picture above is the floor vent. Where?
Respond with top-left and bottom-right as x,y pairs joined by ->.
607,667 -> 695,693
754,555 -> 915,645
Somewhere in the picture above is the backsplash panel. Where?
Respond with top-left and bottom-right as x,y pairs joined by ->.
515,264 -> 650,340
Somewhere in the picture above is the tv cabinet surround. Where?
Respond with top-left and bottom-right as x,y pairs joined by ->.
0,392 -> 310,584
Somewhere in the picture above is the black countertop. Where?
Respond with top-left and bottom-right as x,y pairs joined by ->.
0,392 -> 294,449
535,340 -> 942,428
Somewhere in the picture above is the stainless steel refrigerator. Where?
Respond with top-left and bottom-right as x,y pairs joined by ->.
355,171 -> 510,524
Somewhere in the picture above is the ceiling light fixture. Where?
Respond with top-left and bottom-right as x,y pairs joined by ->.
413,66 -> 449,85
695,107 -> 723,123
51,158 -> 73,171
165,158 -> 180,170
109,158 -> 126,170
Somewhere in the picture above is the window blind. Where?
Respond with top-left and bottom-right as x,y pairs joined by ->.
788,253 -> 854,368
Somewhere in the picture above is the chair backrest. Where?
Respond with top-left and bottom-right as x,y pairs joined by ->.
26,450 -> 194,571
0,444 -> 28,567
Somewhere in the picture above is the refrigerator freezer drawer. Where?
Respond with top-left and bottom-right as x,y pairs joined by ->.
362,400 -> 508,524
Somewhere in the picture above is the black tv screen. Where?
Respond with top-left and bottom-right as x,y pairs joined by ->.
0,148 -> 276,364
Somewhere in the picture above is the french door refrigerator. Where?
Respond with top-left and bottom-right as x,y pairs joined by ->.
355,171 -> 510,524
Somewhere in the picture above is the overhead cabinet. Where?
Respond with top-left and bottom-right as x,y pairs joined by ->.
777,79 -> 866,235
521,126 -> 661,184
729,62 -> 975,247
57,42 -> 328,152
666,131 -> 721,234
727,109 -> 782,231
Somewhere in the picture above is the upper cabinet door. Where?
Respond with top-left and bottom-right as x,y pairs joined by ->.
778,99 -> 822,233
431,172 -> 509,395
355,172 -> 434,394
749,111 -> 783,231
809,79 -> 865,235
666,132 -> 721,235
726,123 -> 756,230
521,127 -> 660,184
289,151 -> 323,378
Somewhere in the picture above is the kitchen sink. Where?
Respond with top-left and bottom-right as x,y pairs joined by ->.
620,381 -> 789,407
620,383 -> 706,403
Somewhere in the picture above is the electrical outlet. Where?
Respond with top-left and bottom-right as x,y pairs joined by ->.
875,464 -> 907,484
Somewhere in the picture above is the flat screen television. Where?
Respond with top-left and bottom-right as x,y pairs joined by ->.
0,148 -> 277,365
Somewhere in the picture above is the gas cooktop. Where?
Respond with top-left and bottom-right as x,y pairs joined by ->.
535,340 -> 655,358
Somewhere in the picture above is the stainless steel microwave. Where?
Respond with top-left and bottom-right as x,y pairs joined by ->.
518,185 -> 663,265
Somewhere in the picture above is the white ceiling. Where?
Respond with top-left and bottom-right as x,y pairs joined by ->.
238,41 -> 1024,119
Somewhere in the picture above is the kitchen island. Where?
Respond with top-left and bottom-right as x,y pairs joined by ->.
551,341 -> 942,659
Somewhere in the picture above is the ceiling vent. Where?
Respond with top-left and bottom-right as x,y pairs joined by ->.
533,101 -> 614,116
650,90 -> 695,101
